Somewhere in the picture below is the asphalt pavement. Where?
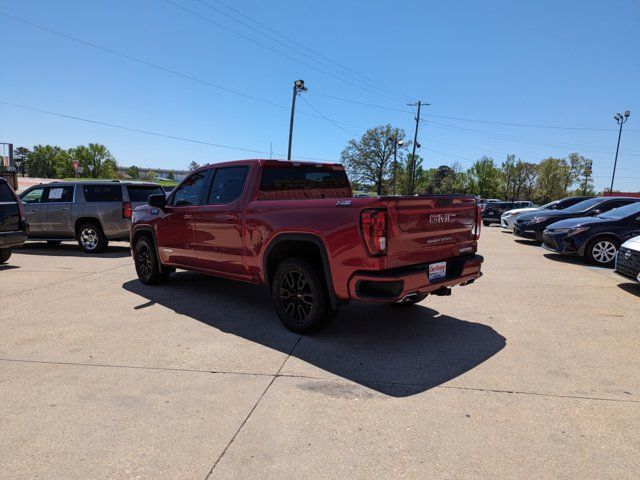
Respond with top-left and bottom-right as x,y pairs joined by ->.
0,229 -> 638,479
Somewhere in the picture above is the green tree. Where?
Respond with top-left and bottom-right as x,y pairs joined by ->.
13,146 -> 30,176
70,143 -> 117,178
467,156 -> 503,198
167,170 -> 175,181
27,145 -> 64,178
501,154 -> 518,200
535,157 -> 568,202
126,165 -> 141,179
146,170 -> 157,180
341,124 -> 407,195
188,161 -> 201,172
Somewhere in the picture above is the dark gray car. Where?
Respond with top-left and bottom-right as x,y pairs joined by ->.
19,181 -> 164,252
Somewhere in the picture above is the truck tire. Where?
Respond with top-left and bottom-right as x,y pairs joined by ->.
585,236 -> 619,267
0,248 -> 12,264
77,221 -> 108,253
272,258 -> 337,333
134,236 -> 171,285
391,293 -> 428,306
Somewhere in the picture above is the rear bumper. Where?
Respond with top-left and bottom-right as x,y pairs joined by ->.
347,254 -> 483,302
0,230 -> 28,249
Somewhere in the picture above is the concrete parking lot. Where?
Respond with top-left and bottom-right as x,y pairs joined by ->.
1,228 -> 638,479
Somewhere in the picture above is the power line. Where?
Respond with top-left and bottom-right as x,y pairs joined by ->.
191,0 -> 411,103
0,100 -> 336,162
162,0 -> 408,104
423,120 -> 640,156
203,0 -> 415,102
0,12 -> 363,130
0,12 -> 290,111
298,95 -> 359,136
312,91 -> 639,133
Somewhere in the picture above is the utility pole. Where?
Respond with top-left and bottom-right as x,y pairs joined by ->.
269,142 -> 273,159
610,111 -> 630,194
407,101 -> 428,195
392,138 -> 403,196
287,79 -> 307,160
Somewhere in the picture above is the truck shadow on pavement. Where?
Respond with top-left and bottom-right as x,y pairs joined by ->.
122,272 -> 506,397
15,242 -> 130,259
618,282 -> 640,297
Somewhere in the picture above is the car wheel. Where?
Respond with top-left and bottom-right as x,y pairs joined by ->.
77,222 -> 108,253
482,220 -> 490,226
586,236 -> 619,267
0,248 -> 12,264
272,258 -> 337,333
134,236 -> 171,285
390,293 -> 428,306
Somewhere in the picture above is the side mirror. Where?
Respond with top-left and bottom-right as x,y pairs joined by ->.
590,209 -> 601,216
148,194 -> 167,209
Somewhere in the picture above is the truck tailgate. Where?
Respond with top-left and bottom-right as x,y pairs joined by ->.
386,196 -> 478,268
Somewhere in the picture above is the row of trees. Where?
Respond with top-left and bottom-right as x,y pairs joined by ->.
14,144 -> 118,179
14,144 -> 179,181
341,125 -> 596,203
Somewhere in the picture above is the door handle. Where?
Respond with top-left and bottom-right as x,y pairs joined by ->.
60,208 -> 69,211
183,214 -> 194,220
225,213 -> 239,222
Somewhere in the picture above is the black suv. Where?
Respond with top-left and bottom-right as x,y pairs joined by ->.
482,201 -> 534,226
514,197 -> 640,242
0,177 -> 28,263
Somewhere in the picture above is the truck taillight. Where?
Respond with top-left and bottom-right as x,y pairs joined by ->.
474,204 -> 482,240
361,209 -> 387,256
17,198 -> 26,222
122,202 -> 132,219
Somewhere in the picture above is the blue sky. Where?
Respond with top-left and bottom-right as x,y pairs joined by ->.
1,0 -> 639,191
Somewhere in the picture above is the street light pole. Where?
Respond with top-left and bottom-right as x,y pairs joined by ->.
610,111 -> 630,194
287,79 -> 307,161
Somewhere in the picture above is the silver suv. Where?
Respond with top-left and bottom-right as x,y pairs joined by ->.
19,181 -> 164,253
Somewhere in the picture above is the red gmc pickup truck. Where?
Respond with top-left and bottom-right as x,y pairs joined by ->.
130,159 -> 483,332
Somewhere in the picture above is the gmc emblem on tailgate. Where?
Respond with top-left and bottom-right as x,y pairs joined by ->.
429,213 -> 456,224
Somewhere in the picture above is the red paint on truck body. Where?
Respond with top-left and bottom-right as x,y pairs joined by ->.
131,159 -> 483,303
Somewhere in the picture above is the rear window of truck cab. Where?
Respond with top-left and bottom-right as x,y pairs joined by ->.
258,165 -> 350,200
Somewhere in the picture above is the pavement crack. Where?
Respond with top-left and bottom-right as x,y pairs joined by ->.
204,335 -> 302,479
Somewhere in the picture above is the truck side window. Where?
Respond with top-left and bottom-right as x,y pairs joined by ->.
172,171 -> 209,206
207,167 -> 248,205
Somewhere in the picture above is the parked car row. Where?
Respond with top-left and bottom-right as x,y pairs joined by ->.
498,195 -> 640,282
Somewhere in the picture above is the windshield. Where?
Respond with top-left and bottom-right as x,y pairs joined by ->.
599,202 -> 640,220
539,200 -> 558,209
561,197 -> 605,213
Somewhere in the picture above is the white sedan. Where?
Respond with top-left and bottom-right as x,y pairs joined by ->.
615,235 -> 640,282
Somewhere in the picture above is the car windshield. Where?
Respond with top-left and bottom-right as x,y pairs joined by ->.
599,202 -> 640,220
561,197 -> 605,213
539,200 -> 558,209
